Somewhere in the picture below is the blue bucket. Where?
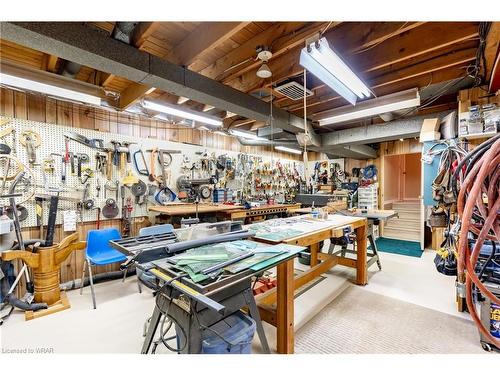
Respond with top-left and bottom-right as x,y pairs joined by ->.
201,312 -> 256,354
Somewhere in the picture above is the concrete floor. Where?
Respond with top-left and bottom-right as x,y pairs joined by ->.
0,246 -> 468,354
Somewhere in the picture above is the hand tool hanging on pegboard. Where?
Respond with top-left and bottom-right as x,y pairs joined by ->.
19,130 -> 41,166
133,149 -> 149,177
120,185 -> 132,237
102,198 -> 119,218
95,152 -> 107,176
63,131 -> 105,150
130,180 -> 147,205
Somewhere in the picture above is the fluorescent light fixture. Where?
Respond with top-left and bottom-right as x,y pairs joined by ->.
0,72 -> 102,106
229,129 -> 266,141
142,100 -> 222,127
300,37 -> 370,105
316,88 -> 421,126
275,146 -> 303,155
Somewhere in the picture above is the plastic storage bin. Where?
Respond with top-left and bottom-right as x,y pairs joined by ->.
201,311 -> 256,354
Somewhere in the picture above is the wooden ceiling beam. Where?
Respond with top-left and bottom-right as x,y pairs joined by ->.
224,22 -> 420,91
229,118 -> 257,128
484,22 -> 500,82
165,22 -> 250,68
198,22 -> 328,80
46,54 -> 58,73
346,22 -> 425,53
132,22 -> 158,49
225,22 -> 479,94
222,22 -> 337,83
100,73 -> 115,87
119,83 -> 155,110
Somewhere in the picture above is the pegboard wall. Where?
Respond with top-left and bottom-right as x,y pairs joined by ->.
0,116 -> 304,228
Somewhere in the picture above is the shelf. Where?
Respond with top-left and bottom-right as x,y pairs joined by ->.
459,130 -> 498,140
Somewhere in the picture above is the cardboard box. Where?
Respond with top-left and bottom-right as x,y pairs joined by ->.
420,118 -> 441,142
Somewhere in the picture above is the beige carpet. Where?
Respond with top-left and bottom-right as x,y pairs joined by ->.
295,286 -> 487,354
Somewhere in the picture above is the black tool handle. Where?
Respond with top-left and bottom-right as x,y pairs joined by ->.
45,195 -> 59,247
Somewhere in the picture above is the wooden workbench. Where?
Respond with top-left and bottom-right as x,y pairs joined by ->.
250,214 -> 368,354
219,203 -> 301,222
149,203 -> 243,221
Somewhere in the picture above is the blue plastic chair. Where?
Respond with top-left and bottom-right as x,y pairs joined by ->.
80,228 -> 127,309
136,224 -> 174,293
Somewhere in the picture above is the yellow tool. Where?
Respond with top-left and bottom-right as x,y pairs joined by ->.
122,169 -> 139,185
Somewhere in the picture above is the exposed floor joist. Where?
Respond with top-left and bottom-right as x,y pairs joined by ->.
166,22 -> 250,68
225,22 -> 479,94
1,21 -> 320,146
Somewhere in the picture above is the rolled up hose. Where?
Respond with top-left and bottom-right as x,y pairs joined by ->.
457,137 -> 500,347
4,293 -> 47,311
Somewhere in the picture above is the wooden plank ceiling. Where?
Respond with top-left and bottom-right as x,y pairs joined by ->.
1,21 -> 492,132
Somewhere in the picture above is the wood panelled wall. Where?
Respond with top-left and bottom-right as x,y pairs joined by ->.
0,88 -> 309,288
0,88 -> 303,160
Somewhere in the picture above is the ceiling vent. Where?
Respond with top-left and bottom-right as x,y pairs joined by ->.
275,81 -> 313,101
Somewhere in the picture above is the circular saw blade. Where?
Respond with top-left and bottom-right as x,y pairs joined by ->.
130,180 -> 147,196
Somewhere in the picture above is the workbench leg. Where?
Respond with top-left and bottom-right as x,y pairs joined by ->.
244,289 -> 271,354
355,224 -> 368,286
368,234 -> 382,270
141,306 -> 162,354
277,258 -> 294,354
309,242 -> 319,267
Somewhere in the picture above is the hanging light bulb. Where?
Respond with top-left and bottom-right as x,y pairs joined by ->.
257,63 -> 272,78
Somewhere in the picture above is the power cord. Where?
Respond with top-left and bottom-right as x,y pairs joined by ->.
152,274 -> 188,353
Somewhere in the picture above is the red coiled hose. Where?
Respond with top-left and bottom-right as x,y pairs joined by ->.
457,137 -> 500,346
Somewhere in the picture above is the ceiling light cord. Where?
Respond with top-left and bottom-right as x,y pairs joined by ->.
270,80 -> 274,165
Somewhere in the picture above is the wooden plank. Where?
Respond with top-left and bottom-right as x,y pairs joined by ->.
258,304 -> 277,326
485,22 -> 500,83
119,83 -> 155,110
101,73 -> 115,87
225,22 -> 479,94
46,55 -> 59,73
199,22 -> 316,79
132,22 -> 159,49
27,94 -> 46,122
309,242 -> 319,267
149,203 -> 243,216
13,91 -> 28,119
355,220 -> 368,285
222,22 -> 334,83
166,22 -> 250,68
276,258 -> 294,354
0,87 -> 15,117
